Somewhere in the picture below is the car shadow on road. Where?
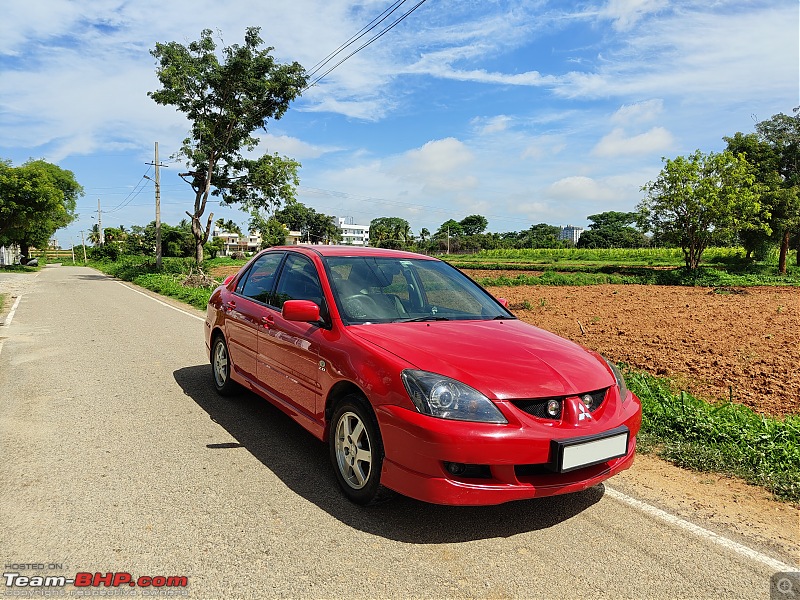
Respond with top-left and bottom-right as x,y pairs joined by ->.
173,364 -> 606,543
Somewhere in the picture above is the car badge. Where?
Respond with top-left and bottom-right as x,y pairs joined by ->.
577,402 -> 591,421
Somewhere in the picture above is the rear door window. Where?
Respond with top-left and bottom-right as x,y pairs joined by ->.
237,252 -> 284,304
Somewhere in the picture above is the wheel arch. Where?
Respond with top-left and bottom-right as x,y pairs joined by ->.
324,381 -> 369,441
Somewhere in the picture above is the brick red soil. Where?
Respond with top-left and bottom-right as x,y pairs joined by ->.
472,275 -> 799,418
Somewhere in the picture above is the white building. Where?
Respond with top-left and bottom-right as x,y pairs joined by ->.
559,225 -> 584,245
209,227 -> 262,255
337,217 -> 370,246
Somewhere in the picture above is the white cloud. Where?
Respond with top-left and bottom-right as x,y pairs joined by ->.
611,99 -> 664,125
592,127 -> 674,157
600,0 -> 667,31
544,176 -> 619,203
257,134 -> 341,160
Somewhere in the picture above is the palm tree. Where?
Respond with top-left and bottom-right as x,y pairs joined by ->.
88,224 -> 101,245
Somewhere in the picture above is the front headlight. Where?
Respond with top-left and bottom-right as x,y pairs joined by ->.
401,370 -> 507,424
604,358 -> 629,402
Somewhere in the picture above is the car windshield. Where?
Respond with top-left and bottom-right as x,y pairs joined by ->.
324,256 -> 514,324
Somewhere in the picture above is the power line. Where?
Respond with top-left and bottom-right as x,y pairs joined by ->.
305,0 -> 430,89
307,0 -> 409,77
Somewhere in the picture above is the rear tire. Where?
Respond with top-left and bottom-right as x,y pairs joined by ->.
329,395 -> 385,504
211,334 -> 238,396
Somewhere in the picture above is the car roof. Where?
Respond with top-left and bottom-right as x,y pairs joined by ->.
269,245 -> 438,261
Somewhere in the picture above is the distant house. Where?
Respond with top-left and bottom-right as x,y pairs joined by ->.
559,225 -> 583,245
337,217 -> 370,246
209,227 -> 262,255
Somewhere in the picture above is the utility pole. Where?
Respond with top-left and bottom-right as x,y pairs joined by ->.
80,231 -> 87,263
97,199 -> 104,245
447,226 -> 450,255
146,142 -> 167,269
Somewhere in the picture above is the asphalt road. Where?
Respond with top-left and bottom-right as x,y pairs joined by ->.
0,266 -> 793,599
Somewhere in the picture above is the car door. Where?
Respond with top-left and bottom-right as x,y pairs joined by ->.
226,252 -> 284,383
257,253 -> 325,418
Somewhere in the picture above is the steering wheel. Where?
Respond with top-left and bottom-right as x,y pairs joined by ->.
342,294 -> 380,318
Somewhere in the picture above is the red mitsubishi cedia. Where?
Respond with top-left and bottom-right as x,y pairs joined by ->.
205,245 -> 642,505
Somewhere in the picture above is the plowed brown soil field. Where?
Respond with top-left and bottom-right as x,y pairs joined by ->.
469,271 -> 799,418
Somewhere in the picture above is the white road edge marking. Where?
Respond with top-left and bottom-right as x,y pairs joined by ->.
117,280 -> 799,574
0,295 -> 23,357
605,485 -> 798,572
4,294 -> 23,327
116,282 -> 205,321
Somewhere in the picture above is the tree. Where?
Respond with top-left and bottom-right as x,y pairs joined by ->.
523,223 -> 562,248
434,219 -> 464,239
149,27 -> 307,263
215,218 -> 242,236
577,211 -> 647,249
369,217 -> 412,249
723,132 -> 777,260
460,214 -> 488,236
638,150 -> 761,269
274,200 -> 339,244
754,112 -> 800,273
0,159 -> 82,257
87,224 -> 102,246
249,211 -> 288,248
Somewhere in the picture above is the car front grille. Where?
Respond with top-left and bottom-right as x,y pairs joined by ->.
511,388 -> 608,420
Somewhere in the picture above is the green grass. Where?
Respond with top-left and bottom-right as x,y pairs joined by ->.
448,246 -> 764,266
131,273 -> 214,310
0,264 -> 41,272
626,369 -> 800,503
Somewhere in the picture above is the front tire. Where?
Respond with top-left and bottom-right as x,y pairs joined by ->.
329,395 -> 385,504
211,334 -> 238,396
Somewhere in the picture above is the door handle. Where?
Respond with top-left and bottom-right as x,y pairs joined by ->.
261,315 -> 275,328
225,300 -> 236,312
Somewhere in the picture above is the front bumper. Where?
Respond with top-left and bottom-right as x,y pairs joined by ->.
375,396 -> 641,505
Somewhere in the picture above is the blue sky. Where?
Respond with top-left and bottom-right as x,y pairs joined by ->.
1,0 -> 797,247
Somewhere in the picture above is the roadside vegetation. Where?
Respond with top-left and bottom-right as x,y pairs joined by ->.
627,370 -> 799,503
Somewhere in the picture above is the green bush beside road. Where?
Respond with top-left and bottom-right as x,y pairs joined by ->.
627,370 -> 799,503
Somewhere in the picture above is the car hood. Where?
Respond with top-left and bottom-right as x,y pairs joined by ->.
348,319 -> 613,400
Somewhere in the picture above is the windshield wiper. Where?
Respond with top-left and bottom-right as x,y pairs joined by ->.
397,316 -> 450,322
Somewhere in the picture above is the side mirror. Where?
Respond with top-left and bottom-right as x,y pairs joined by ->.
282,299 -> 321,323
497,297 -> 510,309
223,274 -> 235,287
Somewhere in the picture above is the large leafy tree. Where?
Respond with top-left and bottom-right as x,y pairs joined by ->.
754,112 -> 800,272
149,27 -> 307,263
638,150 -> 761,269
274,200 -> 340,244
577,211 -> 647,249
369,217 -> 412,249
0,159 -> 83,257
459,214 -> 488,236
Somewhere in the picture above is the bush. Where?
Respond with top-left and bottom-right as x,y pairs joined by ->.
626,369 -> 800,502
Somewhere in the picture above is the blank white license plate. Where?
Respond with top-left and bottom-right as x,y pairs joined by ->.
554,427 -> 629,472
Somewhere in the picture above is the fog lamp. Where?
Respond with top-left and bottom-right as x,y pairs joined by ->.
445,462 -> 466,475
546,399 -> 560,417
581,394 -> 594,409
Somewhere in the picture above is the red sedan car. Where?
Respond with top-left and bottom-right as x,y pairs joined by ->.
205,245 -> 641,505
